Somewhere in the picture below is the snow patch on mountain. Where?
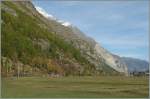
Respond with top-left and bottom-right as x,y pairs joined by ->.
57,20 -> 71,27
62,22 -> 71,26
35,6 -> 71,27
35,6 -> 56,20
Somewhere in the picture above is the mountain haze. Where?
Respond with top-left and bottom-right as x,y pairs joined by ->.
121,57 -> 149,73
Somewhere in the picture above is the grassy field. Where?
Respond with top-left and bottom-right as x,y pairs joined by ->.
1,76 -> 149,98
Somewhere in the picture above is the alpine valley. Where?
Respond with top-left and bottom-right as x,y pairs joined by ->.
1,1 -> 149,77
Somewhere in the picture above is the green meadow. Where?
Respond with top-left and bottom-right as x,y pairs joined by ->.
1,76 -> 149,98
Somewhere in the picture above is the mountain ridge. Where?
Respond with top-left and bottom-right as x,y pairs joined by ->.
3,1 -> 148,77
35,6 -> 129,75
121,57 -> 149,73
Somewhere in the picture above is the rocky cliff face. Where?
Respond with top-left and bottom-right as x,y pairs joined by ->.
32,2 -> 128,75
68,27 -> 128,75
2,1 -> 128,76
94,44 -> 128,74
40,15 -> 129,75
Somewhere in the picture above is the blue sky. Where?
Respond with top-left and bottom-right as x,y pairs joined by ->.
32,0 -> 149,61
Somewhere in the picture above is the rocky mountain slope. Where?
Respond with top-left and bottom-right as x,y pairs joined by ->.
35,4 -> 128,75
1,1 -> 128,77
121,57 -> 149,73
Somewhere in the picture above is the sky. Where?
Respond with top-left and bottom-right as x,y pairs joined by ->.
32,0 -> 149,61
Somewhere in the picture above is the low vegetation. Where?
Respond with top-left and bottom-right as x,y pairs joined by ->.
2,76 -> 149,98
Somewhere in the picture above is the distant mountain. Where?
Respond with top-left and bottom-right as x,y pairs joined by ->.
1,1 -> 128,77
121,57 -> 149,73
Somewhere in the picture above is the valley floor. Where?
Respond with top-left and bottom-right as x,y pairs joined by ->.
1,76 -> 149,98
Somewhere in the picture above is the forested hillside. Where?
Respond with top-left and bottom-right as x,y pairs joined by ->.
1,1 -> 124,77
